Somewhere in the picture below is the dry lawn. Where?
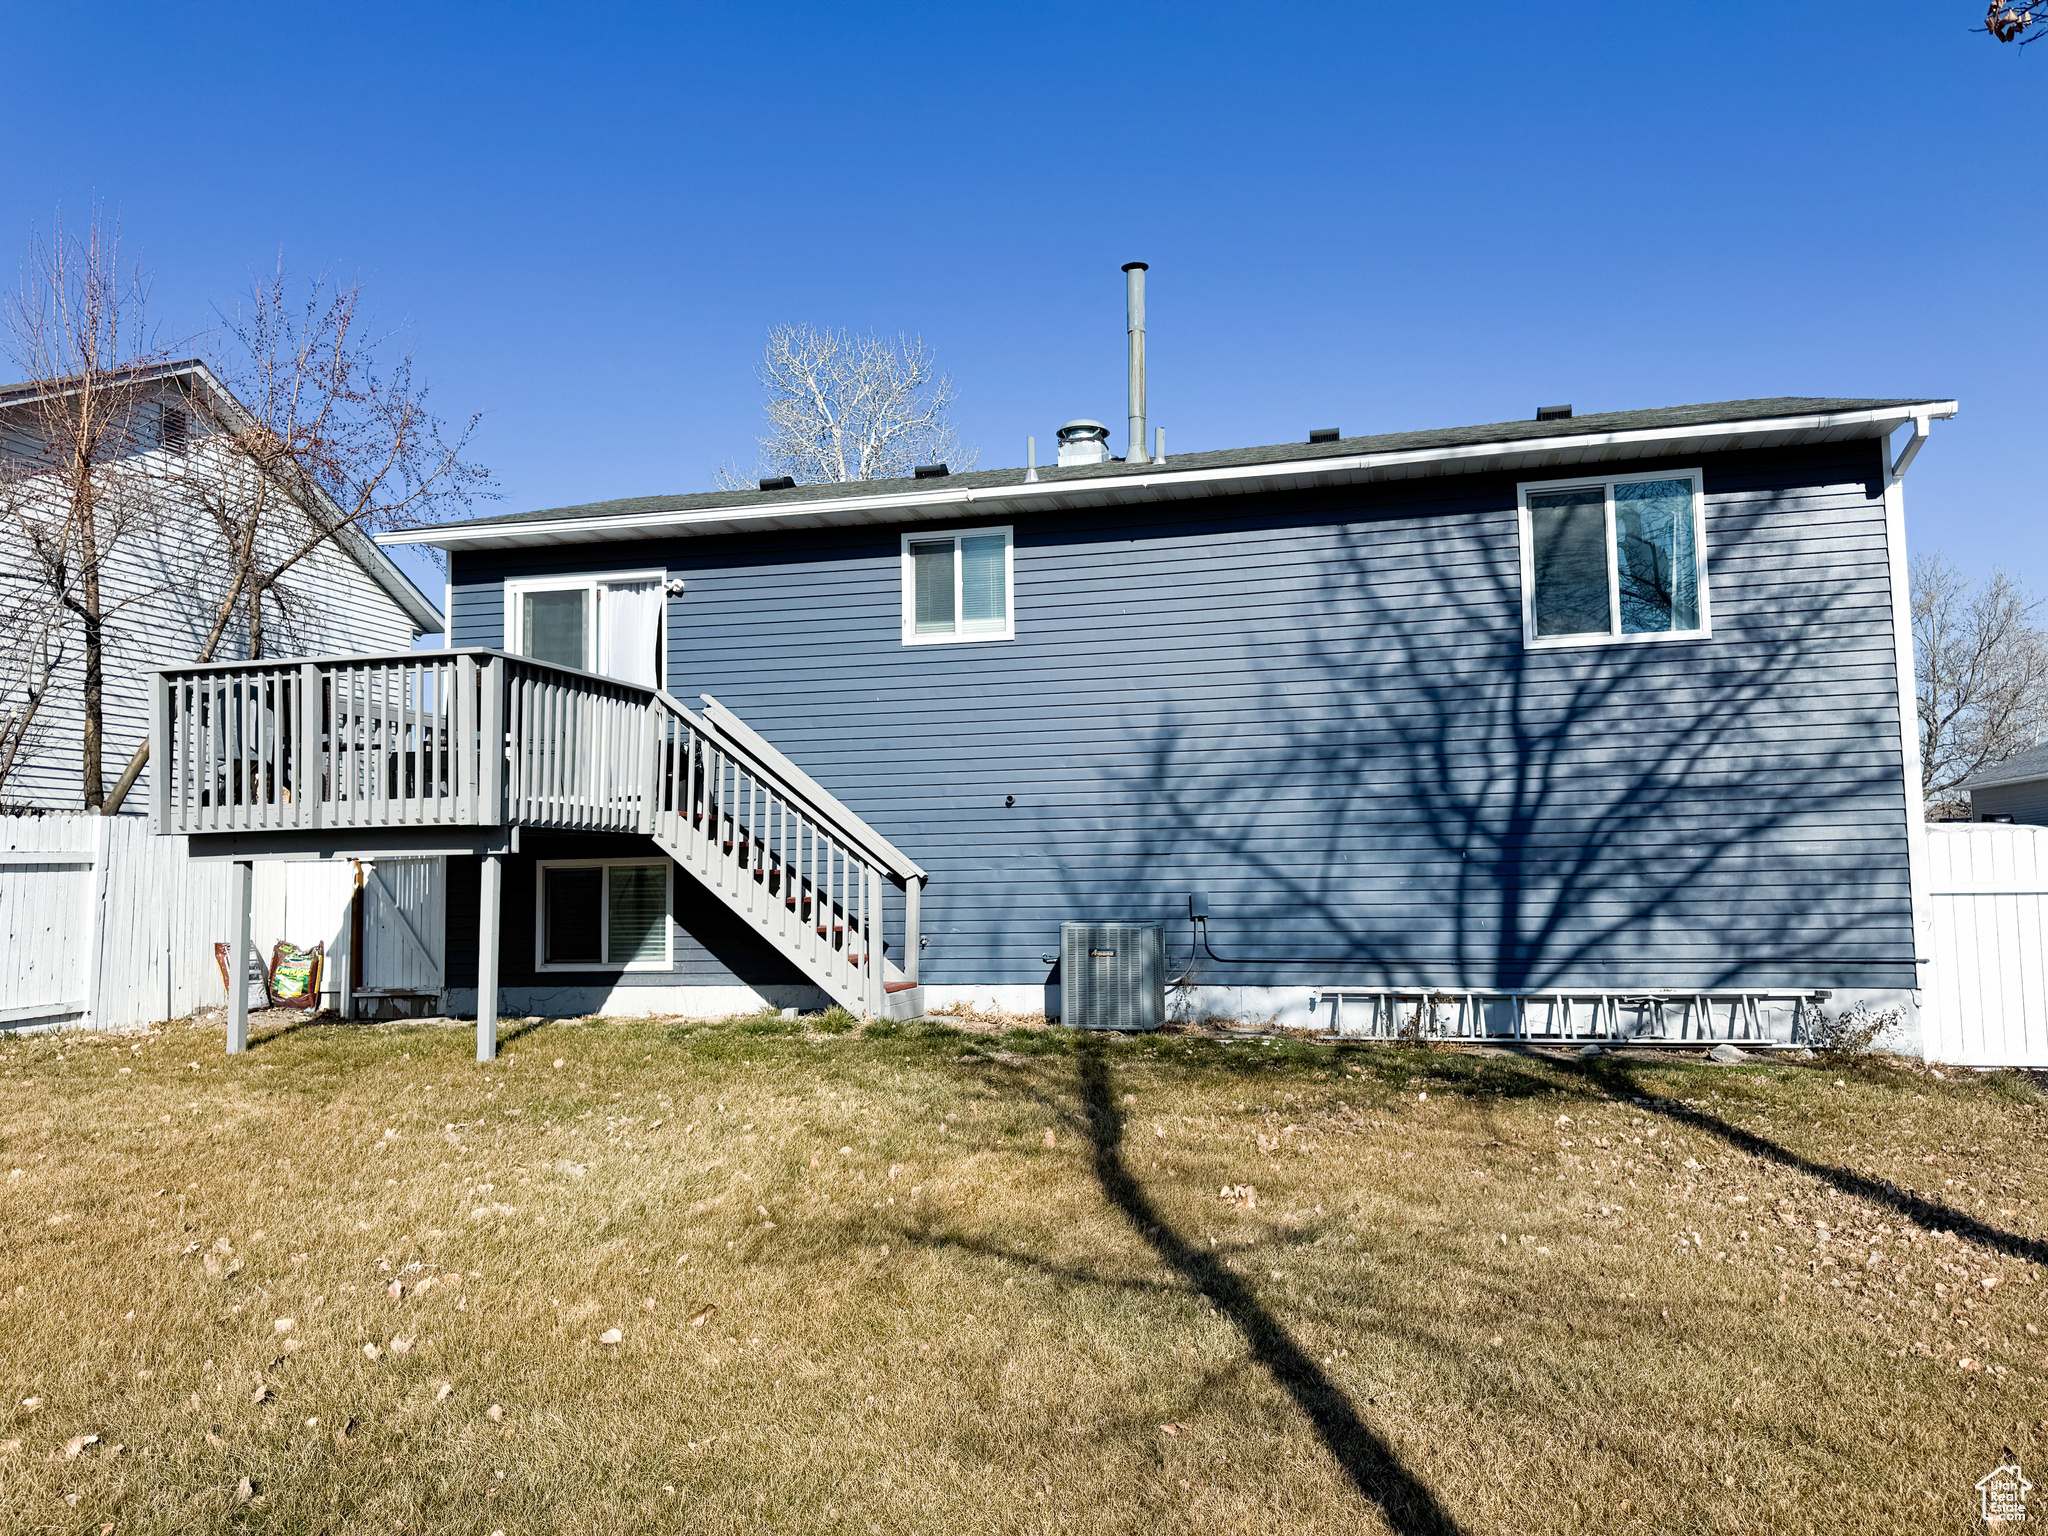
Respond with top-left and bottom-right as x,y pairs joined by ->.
0,1010 -> 2043,1534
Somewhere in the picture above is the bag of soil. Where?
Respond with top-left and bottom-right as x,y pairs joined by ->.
268,941 -> 325,1010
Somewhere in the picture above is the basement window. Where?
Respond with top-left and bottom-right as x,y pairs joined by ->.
901,526 -> 1013,645
1517,469 -> 1710,648
535,859 -> 672,971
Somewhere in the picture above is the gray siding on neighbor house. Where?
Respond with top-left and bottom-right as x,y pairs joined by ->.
448,441 -> 1917,994
1969,781 -> 2048,825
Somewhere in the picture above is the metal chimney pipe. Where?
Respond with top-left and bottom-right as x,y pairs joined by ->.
1123,262 -> 1149,464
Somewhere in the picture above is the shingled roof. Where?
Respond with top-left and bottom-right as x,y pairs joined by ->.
380,394 -> 1956,553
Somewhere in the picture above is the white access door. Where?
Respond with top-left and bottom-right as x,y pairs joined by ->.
359,858 -> 446,1000
1926,824 -> 2048,1067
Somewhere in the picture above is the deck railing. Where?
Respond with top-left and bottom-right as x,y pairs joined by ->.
152,648 -> 509,835
152,649 -> 927,1016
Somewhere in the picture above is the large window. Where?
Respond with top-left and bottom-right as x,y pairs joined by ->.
504,571 -> 668,685
535,859 -> 673,971
900,527 -> 1013,645
1517,471 -> 1709,648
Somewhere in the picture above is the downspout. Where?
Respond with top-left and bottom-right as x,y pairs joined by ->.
1881,410 -> 1939,1059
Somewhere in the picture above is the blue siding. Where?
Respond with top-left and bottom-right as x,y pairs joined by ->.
449,442 -> 1916,993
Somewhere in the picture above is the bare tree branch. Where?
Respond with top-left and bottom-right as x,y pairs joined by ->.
718,325 -> 978,488
182,263 -> 492,662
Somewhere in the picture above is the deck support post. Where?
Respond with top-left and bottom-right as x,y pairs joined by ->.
477,851 -> 501,1062
227,859 -> 252,1055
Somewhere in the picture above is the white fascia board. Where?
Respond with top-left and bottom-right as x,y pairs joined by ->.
383,401 -> 1960,554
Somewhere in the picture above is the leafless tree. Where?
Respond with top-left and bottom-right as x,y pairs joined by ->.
718,324 -> 977,488
94,266 -> 491,814
180,265 -> 490,663
1914,553 -> 2048,816
2,212 -> 169,807
1983,2 -> 2047,43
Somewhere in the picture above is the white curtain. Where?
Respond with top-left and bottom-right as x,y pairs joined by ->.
598,580 -> 663,687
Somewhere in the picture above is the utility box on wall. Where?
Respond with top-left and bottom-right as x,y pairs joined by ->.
1060,921 -> 1165,1032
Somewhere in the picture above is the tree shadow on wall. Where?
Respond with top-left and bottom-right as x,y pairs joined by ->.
1083,471 -> 1909,997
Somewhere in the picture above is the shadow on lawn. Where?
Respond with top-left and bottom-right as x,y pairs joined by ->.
1561,1055 -> 2048,1267
1072,1036 -> 1464,1536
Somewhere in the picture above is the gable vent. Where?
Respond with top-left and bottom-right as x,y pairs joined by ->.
160,404 -> 189,455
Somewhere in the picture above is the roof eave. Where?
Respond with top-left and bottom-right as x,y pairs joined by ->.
383,399 -> 1959,554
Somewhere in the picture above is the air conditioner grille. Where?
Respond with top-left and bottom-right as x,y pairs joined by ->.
1060,921 -> 1165,1032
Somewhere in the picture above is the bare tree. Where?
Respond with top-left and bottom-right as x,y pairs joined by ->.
1983,2 -> 2047,43
718,325 -> 977,488
1913,553 -> 2048,816
95,266 -> 491,814
182,265 -> 489,662
2,213 -> 168,807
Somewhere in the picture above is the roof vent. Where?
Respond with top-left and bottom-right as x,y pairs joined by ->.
1056,419 -> 1112,467
913,463 -> 949,479
1308,427 -> 1339,444
758,475 -> 796,491
1535,404 -> 1572,421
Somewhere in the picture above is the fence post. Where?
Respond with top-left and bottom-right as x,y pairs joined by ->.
83,816 -> 112,1030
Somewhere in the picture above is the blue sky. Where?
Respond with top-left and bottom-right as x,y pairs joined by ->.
4,2 -> 2041,600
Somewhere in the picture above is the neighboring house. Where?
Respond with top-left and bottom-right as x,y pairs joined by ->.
0,360 -> 441,812
149,392 -> 1955,1054
1954,743 -> 2048,824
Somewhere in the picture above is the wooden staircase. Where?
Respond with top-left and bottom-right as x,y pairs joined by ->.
642,691 -> 926,1019
152,649 -> 928,1020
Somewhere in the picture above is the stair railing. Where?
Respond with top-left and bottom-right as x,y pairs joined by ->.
645,691 -> 926,1017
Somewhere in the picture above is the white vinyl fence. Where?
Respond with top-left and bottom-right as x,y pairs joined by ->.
0,812 -> 445,1032
1925,823 -> 2048,1068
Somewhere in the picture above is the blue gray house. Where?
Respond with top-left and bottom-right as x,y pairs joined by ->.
151,389 -> 1955,1056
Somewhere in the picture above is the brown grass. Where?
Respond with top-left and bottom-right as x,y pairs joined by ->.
0,1011 -> 2043,1534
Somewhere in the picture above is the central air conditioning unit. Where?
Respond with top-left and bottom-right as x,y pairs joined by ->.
1060,921 -> 1166,1032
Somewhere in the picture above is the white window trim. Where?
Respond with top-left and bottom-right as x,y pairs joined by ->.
1516,468 -> 1711,650
503,568 -> 667,674
534,857 -> 674,973
899,526 -> 1015,646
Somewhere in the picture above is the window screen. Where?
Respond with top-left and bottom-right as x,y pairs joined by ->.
1529,488 -> 1611,638
607,865 -> 667,965
542,866 -> 603,965
522,589 -> 588,669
